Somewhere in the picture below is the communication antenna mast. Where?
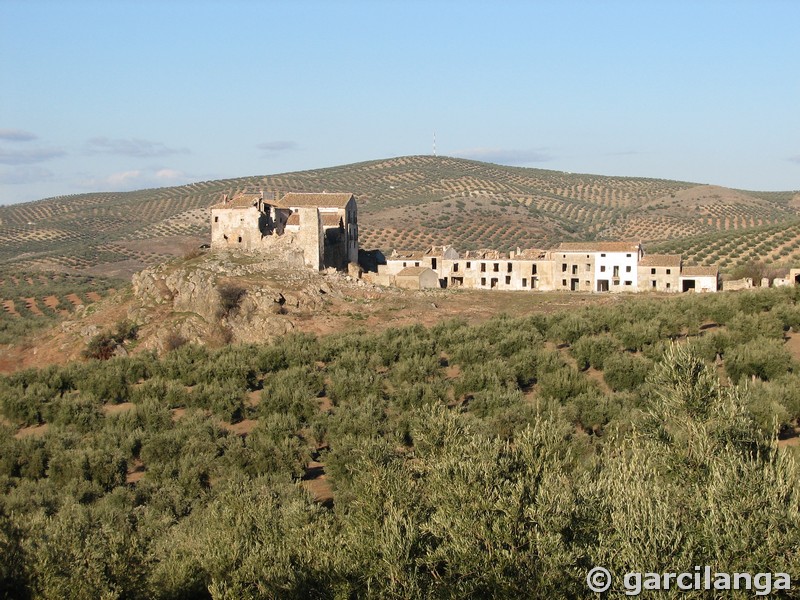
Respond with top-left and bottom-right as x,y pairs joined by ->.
433,132 -> 437,157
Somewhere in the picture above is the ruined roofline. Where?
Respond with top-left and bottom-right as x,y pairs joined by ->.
276,192 -> 355,209
557,241 -> 642,253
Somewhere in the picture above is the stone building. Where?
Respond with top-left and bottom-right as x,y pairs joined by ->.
211,191 -> 358,270
680,266 -> 719,293
375,240 -> 719,295
555,242 -> 643,292
637,254 -> 682,292
394,266 -> 440,290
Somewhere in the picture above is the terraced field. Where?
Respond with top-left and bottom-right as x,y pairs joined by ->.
1,155 -> 798,278
650,218 -> 800,269
0,271 -> 121,344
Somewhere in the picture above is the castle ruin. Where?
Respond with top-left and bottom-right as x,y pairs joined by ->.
211,191 -> 358,270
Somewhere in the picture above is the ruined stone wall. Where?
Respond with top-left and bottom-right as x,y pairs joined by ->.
297,207 -> 324,270
211,206 -> 267,250
722,277 -> 753,291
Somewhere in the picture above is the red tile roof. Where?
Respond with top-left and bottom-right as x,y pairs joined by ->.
682,266 -> 719,277
639,254 -> 682,267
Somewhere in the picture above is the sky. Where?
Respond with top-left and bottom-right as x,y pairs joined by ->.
1,0 -> 798,205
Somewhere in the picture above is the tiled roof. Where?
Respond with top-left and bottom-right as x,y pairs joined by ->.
277,192 -> 354,209
210,193 -> 261,209
321,214 -> 342,227
396,266 -> 434,277
285,212 -> 341,227
639,254 -> 682,267
557,241 -> 641,253
389,250 -> 426,261
682,266 -> 719,277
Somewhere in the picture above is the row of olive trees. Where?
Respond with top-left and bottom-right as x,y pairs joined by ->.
1,288 -> 800,597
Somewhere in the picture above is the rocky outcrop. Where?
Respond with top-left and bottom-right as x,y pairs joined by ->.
130,249 -> 340,349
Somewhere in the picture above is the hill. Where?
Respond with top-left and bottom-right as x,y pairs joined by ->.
2,155 -> 798,278
0,156 -> 798,346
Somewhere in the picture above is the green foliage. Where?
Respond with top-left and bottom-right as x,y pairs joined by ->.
81,320 -> 138,361
0,289 -> 799,597
571,332 -> 620,370
725,337 -> 794,384
602,352 -> 652,392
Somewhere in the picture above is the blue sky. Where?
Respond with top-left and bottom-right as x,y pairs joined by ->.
1,0 -> 798,205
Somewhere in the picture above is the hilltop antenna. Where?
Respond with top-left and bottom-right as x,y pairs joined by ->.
433,132 -> 437,157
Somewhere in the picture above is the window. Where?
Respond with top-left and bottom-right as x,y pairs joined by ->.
613,266 -> 620,278
562,279 -> 567,286
522,278 -> 528,287
403,262 -> 407,267
214,216 -> 219,223
626,266 -> 631,273
601,253 -> 606,257
237,236 -> 242,243
532,264 -> 538,275
626,253 -> 631,258
586,264 -> 591,272
600,266 -> 606,272
625,281 -> 632,286
466,261 -> 471,269
666,269 -> 671,275
572,265 -> 578,275
507,262 -> 513,272
481,263 -> 486,272
666,282 -> 671,289
453,263 -> 459,272
481,277 -> 486,286
493,263 -> 499,272
651,268 -> 656,275
562,263 -> 568,272
505,276 -> 511,284
652,280 -> 657,288
414,262 -> 420,267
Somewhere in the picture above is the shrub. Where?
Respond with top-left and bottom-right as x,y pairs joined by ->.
163,330 -> 189,352
537,367 -> 590,403
216,282 -> 246,318
602,353 -> 652,392
725,337 -> 793,384
571,333 -> 620,370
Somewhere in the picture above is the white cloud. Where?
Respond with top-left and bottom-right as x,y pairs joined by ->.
107,170 -> 142,186
0,129 -> 37,142
85,137 -> 189,157
79,167 -> 193,191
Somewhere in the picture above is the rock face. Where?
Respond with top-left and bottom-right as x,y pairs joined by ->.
130,249 -> 336,350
